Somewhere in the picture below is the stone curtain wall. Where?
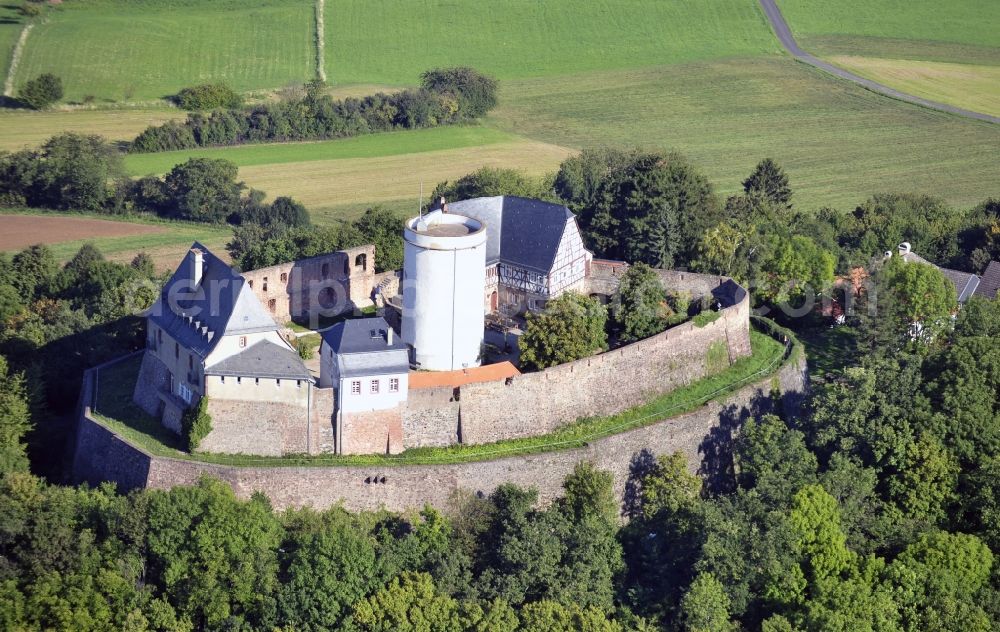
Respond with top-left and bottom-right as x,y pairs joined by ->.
242,244 -> 376,324
132,351 -> 170,418
402,387 -> 460,447
403,273 -> 752,448
201,399 -> 313,456
72,354 -> 806,512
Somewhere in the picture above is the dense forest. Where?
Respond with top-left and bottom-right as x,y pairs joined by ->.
1,150 -> 999,629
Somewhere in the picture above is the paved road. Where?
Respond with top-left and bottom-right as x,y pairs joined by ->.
758,0 -> 1000,125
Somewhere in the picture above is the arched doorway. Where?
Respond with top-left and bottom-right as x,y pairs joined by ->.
490,291 -> 498,312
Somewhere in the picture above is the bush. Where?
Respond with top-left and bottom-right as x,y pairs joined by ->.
19,2 -> 41,17
18,73 -> 63,110
175,82 -> 243,111
131,120 -> 197,153
421,67 -> 498,118
519,292 -> 608,370
181,396 -> 212,452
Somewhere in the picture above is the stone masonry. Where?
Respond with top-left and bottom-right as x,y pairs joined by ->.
72,353 -> 807,514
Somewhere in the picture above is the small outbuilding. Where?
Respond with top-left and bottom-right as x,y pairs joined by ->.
320,317 -> 409,454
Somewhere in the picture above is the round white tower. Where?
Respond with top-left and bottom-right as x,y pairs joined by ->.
402,209 -> 487,371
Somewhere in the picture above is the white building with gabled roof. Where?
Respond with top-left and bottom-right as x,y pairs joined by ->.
134,243 -> 314,449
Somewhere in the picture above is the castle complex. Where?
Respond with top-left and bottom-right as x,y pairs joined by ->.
127,195 -> 754,461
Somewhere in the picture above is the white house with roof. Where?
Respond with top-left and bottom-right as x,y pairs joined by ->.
134,244 -> 314,446
320,316 -> 409,454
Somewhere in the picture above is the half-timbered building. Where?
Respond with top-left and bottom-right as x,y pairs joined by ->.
442,196 -> 593,313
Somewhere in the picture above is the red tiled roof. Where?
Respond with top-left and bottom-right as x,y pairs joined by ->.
409,361 -> 521,389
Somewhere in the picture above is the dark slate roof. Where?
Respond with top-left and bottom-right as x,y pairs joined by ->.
975,261 -> 1000,299
149,242 -> 278,357
321,317 -> 408,354
204,340 -> 313,380
321,317 -> 409,378
940,268 -> 980,304
900,251 -> 980,304
444,196 -> 576,274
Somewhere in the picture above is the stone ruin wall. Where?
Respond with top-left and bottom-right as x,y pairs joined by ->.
72,352 -> 806,514
242,244 -> 376,324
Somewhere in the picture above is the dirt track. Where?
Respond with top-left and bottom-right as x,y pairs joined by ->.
758,0 -> 1000,125
0,215 -> 165,251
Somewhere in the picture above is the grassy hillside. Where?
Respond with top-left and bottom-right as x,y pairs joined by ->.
123,126 -> 518,175
0,108 -> 182,152
13,0 -> 314,102
490,58 -> 1000,211
239,138 -> 573,223
776,0 -> 1000,117
325,0 -> 779,84
776,0 -> 1000,57
827,56 -> 1000,118
0,5 -> 26,82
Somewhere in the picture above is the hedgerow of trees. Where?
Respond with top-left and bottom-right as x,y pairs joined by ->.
0,133 -> 311,229
131,68 -> 497,153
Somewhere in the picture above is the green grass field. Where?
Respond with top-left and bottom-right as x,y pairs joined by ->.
3,0 -> 999,230
489,58 -> 1000,211
776,0 -> 1000,118
123,126 -> 518,175
0,108 -> 182,152
0,5 -> 26,82
325,0 -> 779,84
776,0 -> 1000,57
13,0 -> 314,102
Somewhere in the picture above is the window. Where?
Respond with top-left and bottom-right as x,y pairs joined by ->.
268,298 -> 276,312
239,336 -> 247,348
255,378 -> 260,386
355,253 -> 367,271
236,377 -> 242,385
390,378 -> 399,393
248,280 -> 253,289
321,263 -> 330,278
188,355 -> 193,370
177,383 -> 192,404
371,380 -> 380,394
175,342 -> 179,359
296,380 -> 302,388
157,330 -> 162,344
280,272 -> 287,283
262,277 -> 268,292
220,376 -> 225,384
351,380 -> 361,394
276,379 -> 281,387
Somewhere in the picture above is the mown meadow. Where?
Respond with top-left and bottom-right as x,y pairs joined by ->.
776,0 -> 1000,116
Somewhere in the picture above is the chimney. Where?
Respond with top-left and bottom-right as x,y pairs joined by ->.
439,196 -> 448,214
189,248 -> 204,287
387,327 -> 394,345
898,242 -> 911,256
